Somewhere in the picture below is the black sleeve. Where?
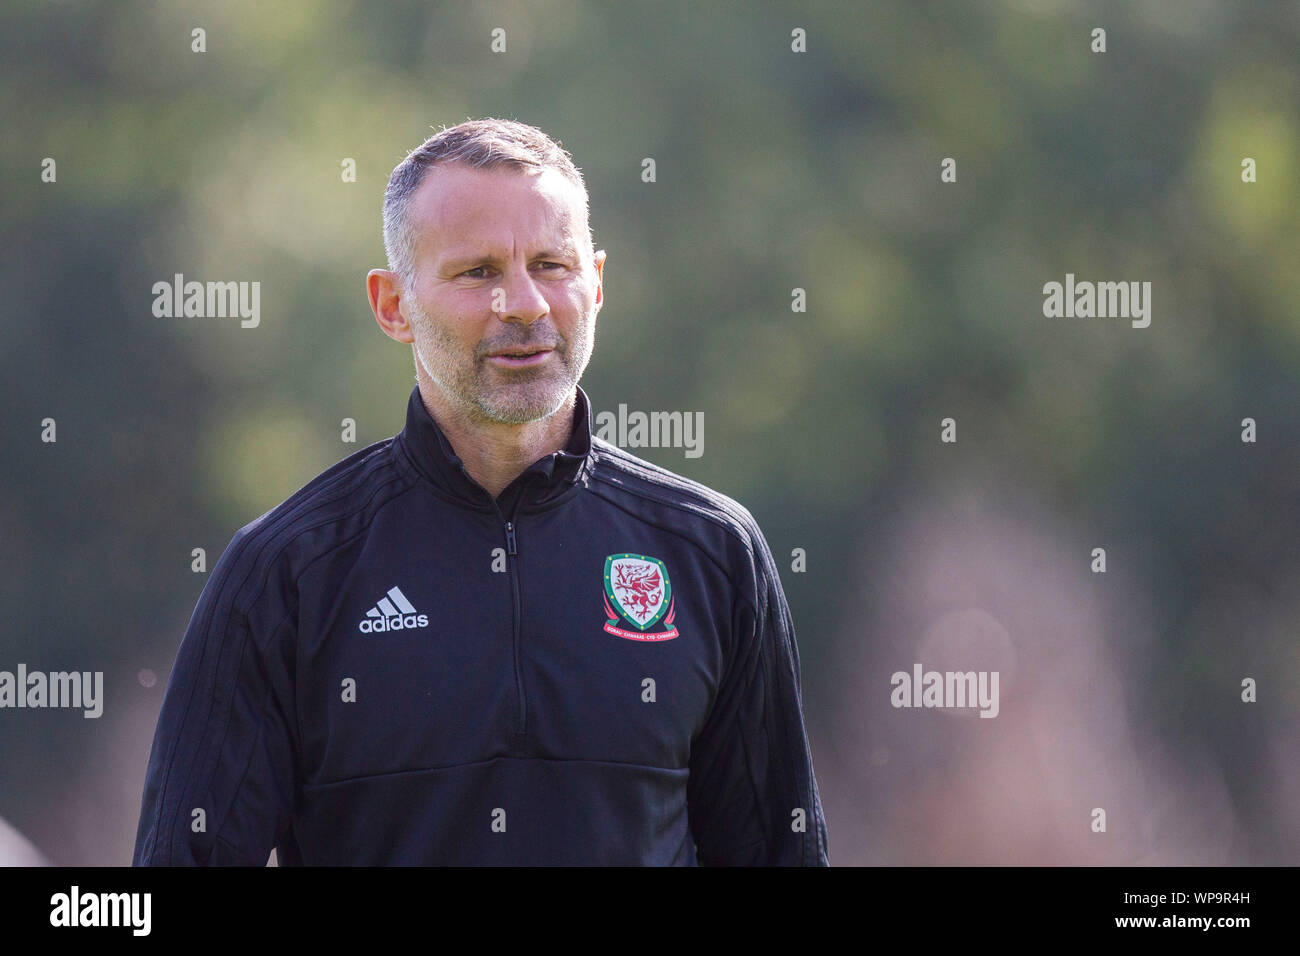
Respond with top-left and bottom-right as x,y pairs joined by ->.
132,527 -> 299,865
687,515 -> 830,865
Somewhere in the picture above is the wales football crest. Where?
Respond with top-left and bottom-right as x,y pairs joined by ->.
602,553 -> 679,641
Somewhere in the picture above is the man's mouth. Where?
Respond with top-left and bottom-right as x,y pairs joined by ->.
486,347 -> 555,367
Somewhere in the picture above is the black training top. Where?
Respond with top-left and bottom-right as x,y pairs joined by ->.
132,384 -> 829,865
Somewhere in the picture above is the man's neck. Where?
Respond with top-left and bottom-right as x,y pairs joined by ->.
416,379 -> 576,500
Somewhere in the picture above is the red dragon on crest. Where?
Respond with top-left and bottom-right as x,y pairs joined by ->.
613,563 -> 662,622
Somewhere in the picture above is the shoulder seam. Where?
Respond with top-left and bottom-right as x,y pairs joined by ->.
227,445 -> 409,612
589,442 -> 754,538
242,470 -> 416,612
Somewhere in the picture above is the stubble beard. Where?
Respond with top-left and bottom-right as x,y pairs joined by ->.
406,294 -> 594,426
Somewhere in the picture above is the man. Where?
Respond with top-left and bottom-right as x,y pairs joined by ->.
133,118 -> 829,866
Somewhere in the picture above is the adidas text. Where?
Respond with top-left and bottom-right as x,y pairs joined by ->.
359,613 -> 429,633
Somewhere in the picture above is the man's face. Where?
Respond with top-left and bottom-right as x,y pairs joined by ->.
401,163 -> 604,426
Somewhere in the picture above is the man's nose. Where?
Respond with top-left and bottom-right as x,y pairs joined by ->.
495,268 -> 549,324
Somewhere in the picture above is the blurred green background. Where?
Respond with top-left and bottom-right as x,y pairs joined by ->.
1,0 -> 1297,864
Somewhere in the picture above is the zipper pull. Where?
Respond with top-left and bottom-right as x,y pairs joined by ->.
505,521 -> 517,556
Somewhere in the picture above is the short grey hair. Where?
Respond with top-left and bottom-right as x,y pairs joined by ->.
382,118 -> 592,287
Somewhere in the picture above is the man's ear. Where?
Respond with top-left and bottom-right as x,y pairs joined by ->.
593,250 -> 606,309
368,269 -> 414,343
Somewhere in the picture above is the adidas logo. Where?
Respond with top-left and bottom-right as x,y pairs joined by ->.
358,586 -> 429,633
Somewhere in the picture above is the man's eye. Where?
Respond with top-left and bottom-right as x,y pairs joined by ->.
461,264 -> 561,278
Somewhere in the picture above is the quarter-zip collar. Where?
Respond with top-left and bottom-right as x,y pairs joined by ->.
397,383 -> 593,513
